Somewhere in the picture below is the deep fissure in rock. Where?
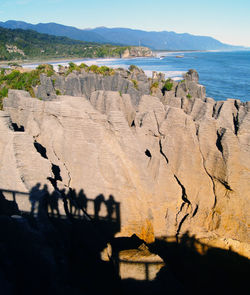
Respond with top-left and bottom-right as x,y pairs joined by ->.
48,164 -> 62,190
216,129 -> 226,154
52,145 -> 71,188
192,204 -> 199,218
174,175 -> 191,205
234,100 -> 240,111
218,179 -> 233,191
212,102 -> 223,119
176,213 -> 189,239
174,175 -> 192,237
159,139 -> 169,164
145,149 -> 152,158
51,164 -> 62,182
175,201 -> 186,224
196,125 -> 199,136
11,122 -> 25,132
33,141 -> 48,159
196,134 -> 218,209
233,113 -> 239,135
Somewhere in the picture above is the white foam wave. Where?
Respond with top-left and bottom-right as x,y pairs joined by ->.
22,57 -> 122,71
21,58 -> 186,81
143,69 -> 185,79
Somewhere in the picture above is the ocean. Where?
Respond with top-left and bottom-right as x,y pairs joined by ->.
96,50 -> 250,102
24,50 -> 250,102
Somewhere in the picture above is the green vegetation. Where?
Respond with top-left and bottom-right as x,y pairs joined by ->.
150,81 -> 159,92
0,64 -> 55,109
162,78 -> 173,92
87,65 -> 114,75
88,65 -> 99,73
79,63 -> 88,69
65,63 -> 115,76
97,66 -> 115,75
0,62 -> 119,109
129,65 -> 140,72
7,62 -> 21,67
0,27 -> 130,61
131,79 -> 138,90
66,62 -> 82,74
186,93 -> 192,99
0,87 -> 8,109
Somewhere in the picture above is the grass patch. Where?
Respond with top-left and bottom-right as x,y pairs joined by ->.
0,64 -> 56,109
162,78 -> 173,92
150,81 -> 159,92
131,79 -> 138,90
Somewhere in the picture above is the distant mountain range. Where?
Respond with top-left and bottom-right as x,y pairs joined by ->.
0,20 -> 245,51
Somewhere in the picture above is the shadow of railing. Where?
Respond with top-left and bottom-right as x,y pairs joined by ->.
1,187 -> 250,295
0,188 -> 121,234
118,258 -> 164,281
0,186 -> 122,295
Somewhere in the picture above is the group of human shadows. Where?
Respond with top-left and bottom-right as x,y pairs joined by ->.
29,183 -> 118,222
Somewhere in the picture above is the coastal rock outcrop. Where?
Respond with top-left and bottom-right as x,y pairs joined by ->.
175,69 -> 206,99
36,68 -> 152,105
122,46 -> 153,58
36,67 -> 207,106
1,69 -> 250,257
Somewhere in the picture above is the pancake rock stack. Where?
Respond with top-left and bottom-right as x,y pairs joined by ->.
1,68 -> 249,256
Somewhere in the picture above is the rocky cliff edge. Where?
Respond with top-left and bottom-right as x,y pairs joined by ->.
1,68 -> 249,257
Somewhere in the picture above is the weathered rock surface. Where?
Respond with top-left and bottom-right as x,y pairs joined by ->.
1,69 -> 250,257
122,46 -> 153,58
36,67 -> 152,104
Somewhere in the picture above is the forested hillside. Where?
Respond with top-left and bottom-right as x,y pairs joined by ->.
0,27 -> 128,61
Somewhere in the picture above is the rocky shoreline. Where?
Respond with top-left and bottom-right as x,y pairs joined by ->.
0,64 -> 249,258
0,46 -> 153,68
0,63 -> 249,294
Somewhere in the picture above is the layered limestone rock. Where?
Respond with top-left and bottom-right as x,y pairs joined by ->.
36,66 -> 155,104
122,46 -> 153,58
1,69 -> 250,256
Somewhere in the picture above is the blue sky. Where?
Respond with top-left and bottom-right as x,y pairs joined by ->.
1,0 -> 250,46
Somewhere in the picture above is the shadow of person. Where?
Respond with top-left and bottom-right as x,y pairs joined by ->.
37,184 -> 50,219
0,185 -> 122,295
48,190 -> 61,218
59,188 -> 74,221
94,194 -> 105,219
68,188 -> 77,214
75,189 -> 88,216
106,194 -> 115,220
29,183 -> 41,216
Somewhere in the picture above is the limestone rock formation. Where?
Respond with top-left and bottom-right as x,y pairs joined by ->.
1,69 -> 250,257
122,46 -> 153,58
36,68 -> 151,106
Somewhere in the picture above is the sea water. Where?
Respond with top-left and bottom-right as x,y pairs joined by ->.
24,50 -> 250,102
97,50 -> 250,102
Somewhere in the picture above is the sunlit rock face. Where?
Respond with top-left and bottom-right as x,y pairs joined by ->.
1,69 -> 250,257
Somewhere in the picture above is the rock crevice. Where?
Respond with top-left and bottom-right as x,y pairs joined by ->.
1,68 -> 250,257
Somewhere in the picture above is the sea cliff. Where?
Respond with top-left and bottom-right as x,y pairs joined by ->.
0,65 -> 249,257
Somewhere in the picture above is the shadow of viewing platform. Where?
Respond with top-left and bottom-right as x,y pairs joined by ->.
0,187 -> 121,235
1,186 -> 249,295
